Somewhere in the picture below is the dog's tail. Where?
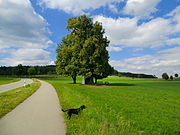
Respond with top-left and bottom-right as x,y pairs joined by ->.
61,109 -> 67,112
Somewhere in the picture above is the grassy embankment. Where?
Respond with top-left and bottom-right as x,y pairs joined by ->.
0,79 -> 40,118
43,76 -> 180,135
0,77 -> 20,85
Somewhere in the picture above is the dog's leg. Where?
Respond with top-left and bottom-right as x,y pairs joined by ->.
68,112 -> 72,120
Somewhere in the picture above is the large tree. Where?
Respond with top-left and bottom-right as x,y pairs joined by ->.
56,36 -> 80,84
56,15 -> 113,84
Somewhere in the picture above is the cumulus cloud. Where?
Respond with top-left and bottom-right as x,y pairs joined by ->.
38,0 -> 121,15
0,0 -> 52,66
122,0 -> 161,18
110,47 -> 180,77
94,11 -> 179,47
0,49 -> 50,66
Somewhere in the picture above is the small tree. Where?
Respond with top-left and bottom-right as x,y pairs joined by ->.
175,73 -> 178,77
162,73 -> 169,80
28,67 -> 36,76
170,75 -> 173,80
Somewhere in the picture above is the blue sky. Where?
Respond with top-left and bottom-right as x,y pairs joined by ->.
0,0 -> 180,77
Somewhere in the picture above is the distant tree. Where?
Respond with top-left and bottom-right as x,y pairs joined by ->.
170,75 -> 173,80
27,67 -> 36,75
118,72 -> 122,77
162,73 -> 169,80
112,69 -> 119,75
56,15 -> 112,84
16,64 -> 24,76
137,74 -> 142,78
175,73 -> 178,77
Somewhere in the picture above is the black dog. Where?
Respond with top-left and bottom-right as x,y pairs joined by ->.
61,105 -> 86,119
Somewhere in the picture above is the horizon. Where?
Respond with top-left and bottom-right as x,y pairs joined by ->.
0,0 -> 180,78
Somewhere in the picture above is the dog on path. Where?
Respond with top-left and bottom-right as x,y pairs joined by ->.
61,105 -> 86,119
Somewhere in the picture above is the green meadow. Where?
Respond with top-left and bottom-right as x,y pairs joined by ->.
0,77 -> 20,85
44,76 -> 180,135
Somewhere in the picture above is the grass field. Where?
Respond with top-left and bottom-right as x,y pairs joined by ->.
0,79 -> 40,118
0,77 -> 20,85
43,76 -> 180,135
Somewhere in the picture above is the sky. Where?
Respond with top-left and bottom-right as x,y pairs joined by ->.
0,0 -> 180,77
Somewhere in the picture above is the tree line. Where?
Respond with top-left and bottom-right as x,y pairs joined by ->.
0,64 -> 56,76
112,69 -> 158,78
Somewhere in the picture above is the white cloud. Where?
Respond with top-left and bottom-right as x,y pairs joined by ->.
48,61 -> 55,65
39,0 -> 121,15
110,48 -> 180,77
108,4 -> 119,13
107,46 -> 122,52
93,11 -> 179,47
166,38 -> 180,45
167,6 -> 180,33
0,0 -> 52,66
122,0 -> 161,18
0,49 -> 50,66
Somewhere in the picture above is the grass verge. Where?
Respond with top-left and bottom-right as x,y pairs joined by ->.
44,76 -> 180,135
0,77 -> 20,85
0,79 -> 41,118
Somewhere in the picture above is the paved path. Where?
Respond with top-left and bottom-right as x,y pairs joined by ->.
0,78 -> 33,93
0,80 -> 66,135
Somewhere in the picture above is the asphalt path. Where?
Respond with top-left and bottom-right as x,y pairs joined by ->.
0,78 -> 33,93
0,80 -> 66,135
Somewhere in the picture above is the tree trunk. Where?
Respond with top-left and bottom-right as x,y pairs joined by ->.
95,78 -> 97,84
72,76 -> 76,84
85,76 -> 94,84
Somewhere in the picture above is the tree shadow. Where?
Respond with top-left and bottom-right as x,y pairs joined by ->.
108,83 -> 135,86
68,83 -> 135,86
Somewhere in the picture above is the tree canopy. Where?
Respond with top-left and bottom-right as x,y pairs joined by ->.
56,15 -> 113,84
27,67 -> 36,75
162,73 -> 169,80
175,73 -> 178,77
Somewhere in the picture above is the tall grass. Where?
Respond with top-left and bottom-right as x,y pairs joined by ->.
45,76 -> 180,135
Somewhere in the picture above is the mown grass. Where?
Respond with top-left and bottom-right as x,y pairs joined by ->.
44,76 -> 180,135
0,79 -> 40,118
0,77 -> 20,85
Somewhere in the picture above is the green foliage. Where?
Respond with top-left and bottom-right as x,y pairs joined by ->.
56,15 -> 112,84
16,64 -> 24,76
175,73 -> 178,77
162,73 -> 169,80
44,76 -> 180,135
27,66 -> 37,75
